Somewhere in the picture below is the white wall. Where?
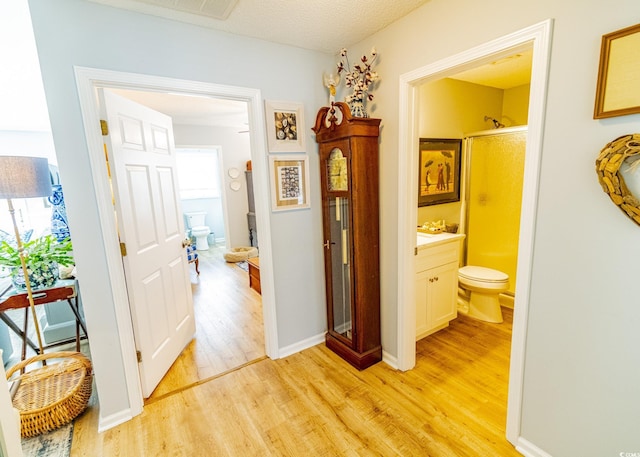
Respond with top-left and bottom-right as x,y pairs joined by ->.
28,0 -> 330,425
345,0 -> 640,455
27,0 -> 640,453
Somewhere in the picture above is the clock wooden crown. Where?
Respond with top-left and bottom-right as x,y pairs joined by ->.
312,102 -> 381,142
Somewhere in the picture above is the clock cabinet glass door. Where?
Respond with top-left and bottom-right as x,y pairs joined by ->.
324,146 -> 353,344
327,195 -> 352,342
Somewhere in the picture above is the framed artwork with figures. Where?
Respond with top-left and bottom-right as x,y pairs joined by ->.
418,138 -> 462,206
265,100 -> 306,153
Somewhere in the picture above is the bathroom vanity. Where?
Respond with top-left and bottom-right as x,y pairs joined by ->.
415,232 -> 465,340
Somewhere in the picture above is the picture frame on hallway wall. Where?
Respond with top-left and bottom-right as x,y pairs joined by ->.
265,100 -> 306,152
594,22 -> 640,119
269,154 -> 310,211
418,138 -> 462,207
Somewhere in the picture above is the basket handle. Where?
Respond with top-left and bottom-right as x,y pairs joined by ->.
6,351 -> 92,380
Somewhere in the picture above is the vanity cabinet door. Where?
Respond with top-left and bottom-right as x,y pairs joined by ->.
415,270 -> 430,339
415,240 -> 461,340
427,261 -> 458,329
415,261 -> 458,340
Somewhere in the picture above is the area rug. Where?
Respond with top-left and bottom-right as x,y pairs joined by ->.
22,423 -> 73,457
236,261 -> 249,272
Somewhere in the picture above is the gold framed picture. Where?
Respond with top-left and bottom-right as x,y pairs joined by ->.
594,23 -> 640,119
269,155 -> 310,211
418,138 -> 462,206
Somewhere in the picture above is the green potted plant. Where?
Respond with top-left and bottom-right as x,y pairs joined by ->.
0,234 -> 74,291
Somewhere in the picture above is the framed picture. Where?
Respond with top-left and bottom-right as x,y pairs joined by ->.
594,23 -> 640,119
269,155 -> 310,211
418,138 -> 462,207
265,100 -> 306,152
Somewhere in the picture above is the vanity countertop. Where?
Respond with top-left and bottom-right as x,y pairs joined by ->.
416,232 -> 465,250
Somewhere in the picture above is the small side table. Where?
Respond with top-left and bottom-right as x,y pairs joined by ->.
247,257 -> 261,294
0,279 -> 87,360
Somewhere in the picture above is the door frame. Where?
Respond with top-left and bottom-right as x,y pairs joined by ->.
396,19 -> 553,446
74,67 -> 278,418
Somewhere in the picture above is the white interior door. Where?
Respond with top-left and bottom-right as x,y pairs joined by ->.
100,89 -> 195,398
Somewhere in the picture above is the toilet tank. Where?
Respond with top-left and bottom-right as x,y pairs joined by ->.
185,211 -> 207,228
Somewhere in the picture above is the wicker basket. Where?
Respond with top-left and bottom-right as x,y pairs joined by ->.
6,351 -> 93,438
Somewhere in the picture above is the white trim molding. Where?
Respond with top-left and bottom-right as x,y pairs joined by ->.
396,18 -> 553,448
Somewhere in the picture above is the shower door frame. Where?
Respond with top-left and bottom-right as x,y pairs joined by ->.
460,126 -> 528,284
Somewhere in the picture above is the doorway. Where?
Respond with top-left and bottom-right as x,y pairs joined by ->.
75,67 -> 278,424
103,88 -> 264,399
396,20 -> 553,446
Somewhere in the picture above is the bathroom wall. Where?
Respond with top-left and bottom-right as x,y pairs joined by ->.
502,84 -> 530,126
417,79 -> 531,228
417,78 -> 504,226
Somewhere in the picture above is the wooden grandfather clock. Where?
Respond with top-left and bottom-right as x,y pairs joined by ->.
312,102 -> 382,370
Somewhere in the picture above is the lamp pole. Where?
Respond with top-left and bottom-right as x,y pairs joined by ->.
0,156 -> 52,359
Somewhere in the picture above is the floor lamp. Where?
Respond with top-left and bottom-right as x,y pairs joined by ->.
0,156 -> 52,355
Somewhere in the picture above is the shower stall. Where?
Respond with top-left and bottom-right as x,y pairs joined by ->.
462,127 -> 527,296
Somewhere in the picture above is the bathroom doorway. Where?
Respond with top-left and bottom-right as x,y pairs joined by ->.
396,20 -> 553,444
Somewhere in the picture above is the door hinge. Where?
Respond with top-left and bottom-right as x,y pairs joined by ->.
414,247 -> 418,256
100,119 -> 109,136
120,242 -> 127,257
136,350 -> 142,363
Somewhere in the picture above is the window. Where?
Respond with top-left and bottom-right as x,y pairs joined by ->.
175,148 -> 221,200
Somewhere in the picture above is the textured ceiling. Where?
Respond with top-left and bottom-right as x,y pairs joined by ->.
87,0 -> 432,53
94,0 -> 531,128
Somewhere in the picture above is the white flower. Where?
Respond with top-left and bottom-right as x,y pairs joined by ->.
336,47 -> 379,103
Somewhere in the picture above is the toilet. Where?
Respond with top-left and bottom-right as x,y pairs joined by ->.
457,265 -> 509,323
185,212 -> 211,251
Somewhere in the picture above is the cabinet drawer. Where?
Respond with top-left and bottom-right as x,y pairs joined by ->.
416,243 -> 459,272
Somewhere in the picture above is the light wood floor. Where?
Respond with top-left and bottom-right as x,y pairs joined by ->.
148,245 -> 265,401
70,306 -> 520,456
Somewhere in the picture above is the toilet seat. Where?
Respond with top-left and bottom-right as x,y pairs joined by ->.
191,226 -> 210,234
458,265 -> 508,290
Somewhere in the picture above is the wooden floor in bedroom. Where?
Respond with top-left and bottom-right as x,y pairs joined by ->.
71,302 -> 520,456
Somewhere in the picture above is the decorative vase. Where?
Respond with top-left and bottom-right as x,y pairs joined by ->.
348,97 -> 368,118
11,261 -> 59,291
48,184 -> 71,242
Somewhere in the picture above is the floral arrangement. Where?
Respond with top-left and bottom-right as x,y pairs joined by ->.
336,47 -> 379,117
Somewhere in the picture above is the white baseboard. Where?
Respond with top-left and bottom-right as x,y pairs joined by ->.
98,408 -> 135,433
516,437 -> 553,457
382,350 -> 399,369
278,332 -> 325,359
500,293 -> 515,309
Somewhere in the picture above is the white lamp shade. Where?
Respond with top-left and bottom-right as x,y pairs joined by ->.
0,156 -> 52,198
